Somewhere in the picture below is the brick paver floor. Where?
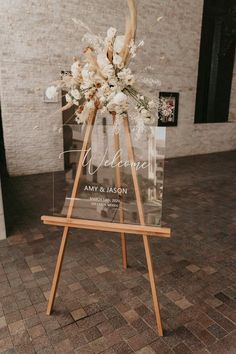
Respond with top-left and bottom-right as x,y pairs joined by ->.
0,151 -> 235,353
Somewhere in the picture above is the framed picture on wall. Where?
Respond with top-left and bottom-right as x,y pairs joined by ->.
158,92 -> 179,127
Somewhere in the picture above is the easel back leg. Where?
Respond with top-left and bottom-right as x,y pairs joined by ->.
123,116 -> 163,336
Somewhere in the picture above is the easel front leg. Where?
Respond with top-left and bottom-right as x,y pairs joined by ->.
123,116 -> 163,336
143,235 -> 163,336
47,109 -> 97,315
47,226 -> 69,315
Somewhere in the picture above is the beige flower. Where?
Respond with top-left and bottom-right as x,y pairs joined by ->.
71,61 -> 81,78
97,53 -> 114,78
107,92 -> 128,113
71,89 -> 81,100
113,54 -> 123,67
118,68 -> 135,85
106,27 -> 117,41
65,94 -> 72,103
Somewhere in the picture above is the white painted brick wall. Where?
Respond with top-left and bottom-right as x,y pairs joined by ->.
0,0 -> 236,176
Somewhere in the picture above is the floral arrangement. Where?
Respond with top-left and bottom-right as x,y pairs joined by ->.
46,0 -> 160,134
158,97 -> 175,123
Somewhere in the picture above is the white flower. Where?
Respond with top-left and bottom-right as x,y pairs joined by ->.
113,54 -> 123,67
138,107 -> 153,124
99,96 -> 106,104
81,64 -> 91,81
112,92 -> 127,104
141,108 -> 148,116
108,77 -> 118,86
140,108 -> 151,120
97,53 -> 114,78
107,92 -> 116,102
71,61 -> 80,78
98,83 -> 112,97
113,35 -> 125,53
71,89 -> 81,100
46,86 -> 57,99
117,68 -> 135,86
90,72 -> 104,86
106,27 -> 117,41
107,92 -> 128,113
81,65 -> 93,90
81,67 -> 89,79
148,100 -> 155,109
65,94 -> 72,103
81,81 -> 92,91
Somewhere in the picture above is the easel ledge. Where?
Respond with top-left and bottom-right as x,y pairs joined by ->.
41,215 -> 171,238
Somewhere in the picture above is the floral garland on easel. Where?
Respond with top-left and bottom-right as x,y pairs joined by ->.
46,0 -> 163,134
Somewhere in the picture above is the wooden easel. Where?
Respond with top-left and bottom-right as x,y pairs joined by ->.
41,108 -> 171,336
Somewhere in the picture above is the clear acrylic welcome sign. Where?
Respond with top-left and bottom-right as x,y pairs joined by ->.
52,112 -> 166,227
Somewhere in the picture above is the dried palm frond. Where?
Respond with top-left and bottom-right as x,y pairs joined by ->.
83,47 -> 105,79
53,76 -> 81,91
120,0 -> 137,65
84,47 -> 98,70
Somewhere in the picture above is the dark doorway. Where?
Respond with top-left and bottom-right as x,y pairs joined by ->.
0,105 -> 7,177
0,104 -> 10,235
195,0 -> 236,123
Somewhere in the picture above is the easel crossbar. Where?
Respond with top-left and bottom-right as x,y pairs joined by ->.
41,215 -> 171,238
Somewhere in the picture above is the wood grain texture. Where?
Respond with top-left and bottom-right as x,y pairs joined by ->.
123,116 -> 164,336
113,113 -> 128,269
44,111 -> 171,338
41,215 -> 170,238
46,109 -> 97,315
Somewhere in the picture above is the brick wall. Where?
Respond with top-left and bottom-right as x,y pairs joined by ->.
0,0 -> 236,176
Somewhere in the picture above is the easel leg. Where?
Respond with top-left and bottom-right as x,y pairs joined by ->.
123,117 -> 163,336
47,109 -> 97,315
120,233 -> 127,269
143,235 -> 163,336
113,125 -> 128,269
47,226 -> 69,315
